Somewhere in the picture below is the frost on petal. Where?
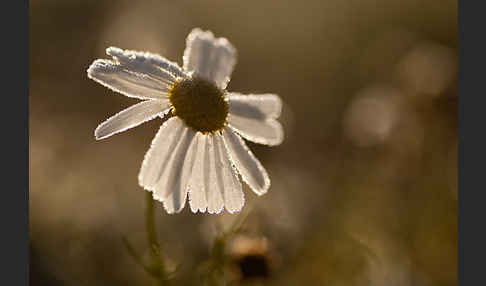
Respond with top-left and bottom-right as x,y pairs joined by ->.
163,131 -> 200,213
228,93 -> 282,119
214,134 -> 244,213
205,134 -> 225,214
106,47 -> 187,79
150,126 -> 195,200
87,59 -> 174,100
183,28 -> 237,89
227,93 -> 284,146
222,127 -> 270,196
227,117 -> 283,146
95,99 -> 171,140
139,118 -> 185,190
156,128 -> 197,214
188,133 -> 208,213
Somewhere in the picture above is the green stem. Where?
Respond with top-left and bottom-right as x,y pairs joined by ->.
145,192 -> 168,286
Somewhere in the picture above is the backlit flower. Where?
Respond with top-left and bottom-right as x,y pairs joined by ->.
87,28 -> 284,214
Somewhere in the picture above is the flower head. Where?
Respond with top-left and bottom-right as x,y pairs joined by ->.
87,28 -> 284,214
229,236 -> 273,281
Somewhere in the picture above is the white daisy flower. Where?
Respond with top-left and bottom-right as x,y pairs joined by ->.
87,28 -> 284,214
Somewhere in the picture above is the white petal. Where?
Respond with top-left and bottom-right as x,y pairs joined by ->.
188,133 -> 208,213
214,134 -> 244,213
227,116 -> 283,146
156,128 -> 197,213
88,59 -> 175,100
95,99 -> 170,140
226,93 -> 284,146
138,118 -> 185,190
151,127 -> 195,200
221,127 -> 270,195
205,134 -> 225,214
228,93 -> 282,119
162,190 -> 186,214
183,28 -> 237,89
106,47 -> 186,79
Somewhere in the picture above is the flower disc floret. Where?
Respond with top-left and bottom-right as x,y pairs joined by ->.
169,77 -> 228,133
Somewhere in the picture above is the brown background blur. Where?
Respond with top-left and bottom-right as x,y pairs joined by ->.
30,0 -> 457,285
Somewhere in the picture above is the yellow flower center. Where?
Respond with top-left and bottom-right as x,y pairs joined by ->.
169,77 -> 228,133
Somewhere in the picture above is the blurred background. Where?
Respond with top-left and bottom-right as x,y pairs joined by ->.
30,0 -> 457,285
